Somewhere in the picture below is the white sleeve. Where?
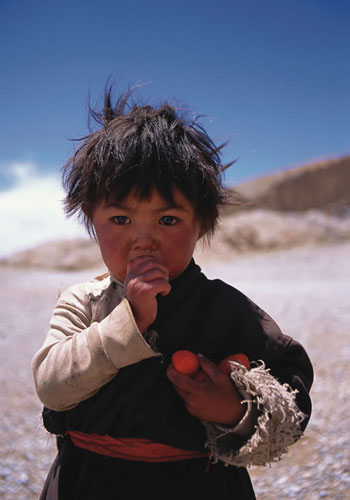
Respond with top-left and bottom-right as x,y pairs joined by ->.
32,287 -> 158,412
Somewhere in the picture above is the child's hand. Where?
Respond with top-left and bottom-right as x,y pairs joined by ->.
166,354 -> 246,425
124,256 -> 171,334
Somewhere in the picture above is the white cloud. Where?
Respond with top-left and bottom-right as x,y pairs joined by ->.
1,160 -> 38,184
0,162 -> 87,257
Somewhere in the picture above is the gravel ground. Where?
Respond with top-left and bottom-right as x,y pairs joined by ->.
1,242 -> 349,499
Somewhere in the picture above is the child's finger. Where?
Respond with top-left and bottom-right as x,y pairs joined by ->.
160,289 -> 170,296
127,256 -> 169,277
197,353 -> 226,383
126,258 -> 171,296
127,260 -> 170,292
166,363 -> 201,392
172,386 -> 190,401
149,278 -> 171,297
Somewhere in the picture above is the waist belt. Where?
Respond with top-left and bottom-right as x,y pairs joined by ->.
67,430 -> 210,463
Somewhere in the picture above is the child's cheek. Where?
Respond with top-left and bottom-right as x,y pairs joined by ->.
95,225 -> 115,252
165,226 -> 200,278
95,225 -> 128,278
170,228 -> 196,251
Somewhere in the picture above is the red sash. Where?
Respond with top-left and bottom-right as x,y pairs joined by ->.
67,430 -> 209,463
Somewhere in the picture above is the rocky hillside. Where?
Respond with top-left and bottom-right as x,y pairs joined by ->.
1,239 -> 103,271
1,155 -> 349,270
195,209 -> 350,262
229,155 -> 350,214
1,208 -> 349,270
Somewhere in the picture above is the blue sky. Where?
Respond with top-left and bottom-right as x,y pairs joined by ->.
0,0 -> 349,255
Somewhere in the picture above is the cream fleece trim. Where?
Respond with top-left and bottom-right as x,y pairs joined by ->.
213,390 -> 256,437
204,362 -> 306,467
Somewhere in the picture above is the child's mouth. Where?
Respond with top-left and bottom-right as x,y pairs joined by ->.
128,253 -> 159,263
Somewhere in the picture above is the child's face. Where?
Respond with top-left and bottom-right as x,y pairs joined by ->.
92,187 -> 203,282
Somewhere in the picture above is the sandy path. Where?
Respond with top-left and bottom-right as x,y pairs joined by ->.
1,242 -> 349,499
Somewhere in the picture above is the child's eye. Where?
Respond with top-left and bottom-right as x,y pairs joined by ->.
159,216 -> 178,226
112,215 -> 130,225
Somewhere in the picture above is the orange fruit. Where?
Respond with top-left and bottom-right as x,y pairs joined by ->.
172,350 -> 200,377
219,353 -> 250,373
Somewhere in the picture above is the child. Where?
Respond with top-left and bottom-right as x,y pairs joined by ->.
32,88 -> 313,500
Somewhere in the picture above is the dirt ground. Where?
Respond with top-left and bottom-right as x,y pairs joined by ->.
1,242 -> 349,499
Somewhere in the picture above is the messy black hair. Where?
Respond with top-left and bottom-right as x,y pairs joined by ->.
62,87 -> 232,238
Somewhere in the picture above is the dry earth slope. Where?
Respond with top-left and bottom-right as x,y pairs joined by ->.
1,156 -> 350,270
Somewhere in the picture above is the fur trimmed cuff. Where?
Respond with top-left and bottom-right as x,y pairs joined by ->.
203,361 -> 306,467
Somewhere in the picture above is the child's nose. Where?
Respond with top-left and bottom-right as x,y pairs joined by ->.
132,228 -> 158,252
